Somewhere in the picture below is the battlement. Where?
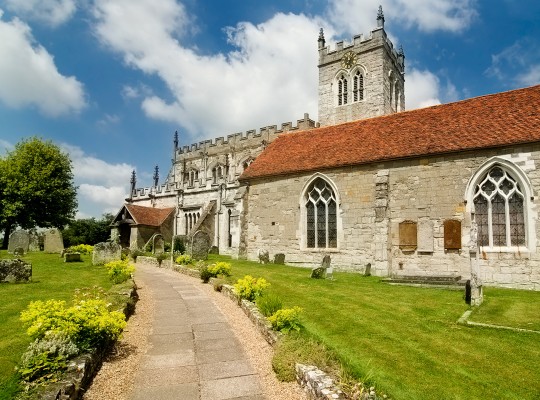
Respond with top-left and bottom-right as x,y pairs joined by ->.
318,28 -> 404,72
131,182 -> 177,199
177,113 -> 316,155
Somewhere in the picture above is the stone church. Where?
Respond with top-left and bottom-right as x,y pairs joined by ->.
112,9 -> 540,290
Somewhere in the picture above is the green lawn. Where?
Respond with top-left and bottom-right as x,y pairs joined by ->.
0,251 -> 112,400
211,255 -> 540,400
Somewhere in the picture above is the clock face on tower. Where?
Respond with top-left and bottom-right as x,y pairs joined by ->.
341,51 -> 358,69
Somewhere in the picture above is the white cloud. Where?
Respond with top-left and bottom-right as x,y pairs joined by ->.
0,138 -> 13,154
405,69 -> 442,109
0,11 -> 86,116
92,0 -> 324,140
2,0 -> 76,27
61,143 -> 133,217
327,0 -> 477,36
486,39 -> 540,88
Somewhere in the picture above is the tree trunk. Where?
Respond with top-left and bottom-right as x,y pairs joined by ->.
1,221 -> 13,250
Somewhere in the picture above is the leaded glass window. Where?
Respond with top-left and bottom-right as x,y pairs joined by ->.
305,178 -> 337,248
473,166 -> 525,247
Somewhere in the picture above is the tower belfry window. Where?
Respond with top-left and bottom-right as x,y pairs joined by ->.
338,75 -> 348,105
353,71 -> 364,102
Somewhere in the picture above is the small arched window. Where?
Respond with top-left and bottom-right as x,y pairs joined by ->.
353,71 -> 364,102
473,166 -> 526,247
337,74 -> 348,105
305,178 -> 337,248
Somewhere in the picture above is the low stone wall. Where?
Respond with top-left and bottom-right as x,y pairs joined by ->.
136,256 -> 160,267
0,259 -> 32,283
296,364 -> 346,400
36,284 -> 138,399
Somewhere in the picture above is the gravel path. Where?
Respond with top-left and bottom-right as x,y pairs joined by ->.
83,269 -> 306,400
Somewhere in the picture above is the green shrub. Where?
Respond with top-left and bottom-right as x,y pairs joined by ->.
207,261 -> 232,277
194,260 -> 208,270
268,306 -> 303,333
20,293 -> 127,351
256,293 -> 283,317
104,260 -> 135,284
173,236 -> 186,253
200,266 -> 214,283
175,254 -> 193,265
164,242 -> 171,252
18,332 -> 78,383
131,249 -> 143,261
65,244 -> 93,255
234,275 -> 270,302
155,252 -> 169,265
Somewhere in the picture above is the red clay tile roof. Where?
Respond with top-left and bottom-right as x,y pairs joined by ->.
240,85 -> 540,181
125,204 -> 175,227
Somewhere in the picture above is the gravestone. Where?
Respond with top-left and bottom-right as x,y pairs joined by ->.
364,263 -> 372,276
29,233 -> 41,252
92,242 -> 121,265
191,231 -> 211,260
44,228 -> 64,253
8,230 -> 30,254
311,255 -> 332,279
0,259 -> 32,283
13,247 -> 25,257
257,249 -> 270,264
274,253 -> 285,265
64,253 -> 81,262
153,235 -> 164,254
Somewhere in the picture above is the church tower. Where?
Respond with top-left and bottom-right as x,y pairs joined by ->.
317,6 -> 405,127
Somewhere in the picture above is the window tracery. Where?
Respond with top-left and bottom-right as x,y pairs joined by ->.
305,178 -> 337,248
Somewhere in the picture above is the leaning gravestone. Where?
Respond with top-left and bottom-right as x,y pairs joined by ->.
191,231 -> 211,260
92,242 -> 122,265
311,255 -> 332,279
274,253 -> 285,265
8,230 -> 30,254
44,228 -> 64,253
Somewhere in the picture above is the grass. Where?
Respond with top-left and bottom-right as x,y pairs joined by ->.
210,254 -> 540,400
0,251 -> 113,400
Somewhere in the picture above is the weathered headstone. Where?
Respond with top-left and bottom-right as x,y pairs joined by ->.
64,253 -> 81,262
8,230 -> 30,254
0,259 -> 32,283
13,247 -> 25,257
274,253 -> 285,265
153,235 -> 164,254
44,228 -> 64,253
92,242 -> 122,265
311,255 -> 332,279
257,249 -> 270,264
364,263 -> 372,276
29,233 -> 41,252
191,231 -> 211,260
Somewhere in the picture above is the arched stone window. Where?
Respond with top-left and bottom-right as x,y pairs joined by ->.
304,178 -> 338,248
353,70 -> 364,102
466,158 -> 534,251
473,167 -> 525,247
337,74 -> 348,106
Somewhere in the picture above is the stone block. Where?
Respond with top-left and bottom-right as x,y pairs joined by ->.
0,259 -> 32,283
64,252 -> 81,262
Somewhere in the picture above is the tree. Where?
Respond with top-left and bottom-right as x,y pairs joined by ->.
0,137 -> 78,249
62,213 -> 114,247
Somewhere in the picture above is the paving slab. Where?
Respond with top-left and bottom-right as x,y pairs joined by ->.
131,264 -> 265,400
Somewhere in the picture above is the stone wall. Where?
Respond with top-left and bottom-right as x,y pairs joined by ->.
244,145 -> 540,289
0,259 -> 32,282
318,26 -> 404,126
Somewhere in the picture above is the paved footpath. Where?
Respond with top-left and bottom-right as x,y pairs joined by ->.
131,264 -> 266,400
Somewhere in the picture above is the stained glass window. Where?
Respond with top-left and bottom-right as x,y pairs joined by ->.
473,166 -> 525,247
305,178 -> 337,248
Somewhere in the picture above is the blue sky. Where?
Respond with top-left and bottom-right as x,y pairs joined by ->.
0,0 -> 539,219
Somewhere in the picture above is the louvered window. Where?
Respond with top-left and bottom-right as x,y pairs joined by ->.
337,75 -> 348,105
353,71 -> 364,102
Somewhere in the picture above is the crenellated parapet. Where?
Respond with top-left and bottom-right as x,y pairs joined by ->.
177,113 -> 316,156
131,182 -> 178,199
